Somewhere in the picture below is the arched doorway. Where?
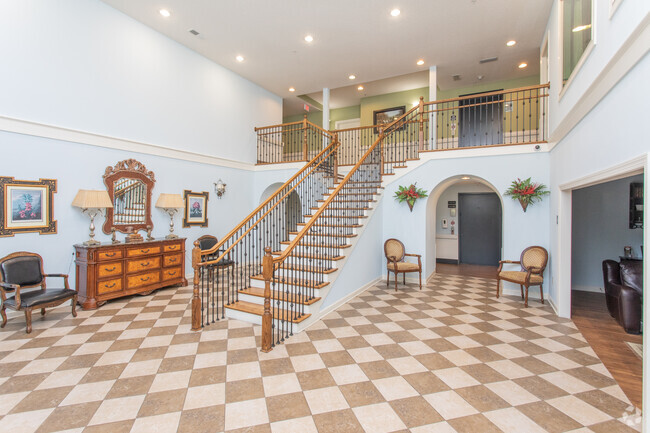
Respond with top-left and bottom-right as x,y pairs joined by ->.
258,183 -> 302,250
425,175 -> 503,275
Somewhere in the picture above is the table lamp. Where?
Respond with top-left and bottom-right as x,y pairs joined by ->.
72,190 -> 113,246
155,193 -> 184,239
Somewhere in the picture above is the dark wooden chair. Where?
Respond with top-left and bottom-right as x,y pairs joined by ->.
0,252 -> 78,333
197,235 -> 235,275
496,246 -> 548,307
384,238 -> 422,291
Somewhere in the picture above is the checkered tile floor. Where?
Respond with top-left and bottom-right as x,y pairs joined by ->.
0,274 -> 642,432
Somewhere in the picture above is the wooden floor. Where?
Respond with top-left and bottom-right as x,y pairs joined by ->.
436,264 -> 643,410
571,290 -> 643,409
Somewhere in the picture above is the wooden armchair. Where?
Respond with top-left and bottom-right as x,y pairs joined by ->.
496,246 -> 548,307
384,238 -> 422,291
197,235 -> 235,274
0,252 -> 78,333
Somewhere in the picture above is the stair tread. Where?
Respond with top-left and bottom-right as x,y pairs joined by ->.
279,241 -> 352,249
289,232 -> 357,238
304,214 -> 368,219
297,223 -> 362,228
310,207 -> 370,211
316,199 -> 376,203
250,274 -> 329,289
225,301 -> 311,323
277,263 -> 336,274
273,252 -> 345,261
239,287 -> 322,305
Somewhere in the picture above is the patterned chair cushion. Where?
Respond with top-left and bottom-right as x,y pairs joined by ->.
387,262 -> 420,272
498,271 -> 543,284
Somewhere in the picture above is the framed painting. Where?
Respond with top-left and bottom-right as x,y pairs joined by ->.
373,106 -> 405,134
0,177 -> 57,237
183,190 -> 209,227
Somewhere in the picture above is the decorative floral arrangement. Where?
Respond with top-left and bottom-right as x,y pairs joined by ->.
504,177 -> 549,212
394,183 -> 428,212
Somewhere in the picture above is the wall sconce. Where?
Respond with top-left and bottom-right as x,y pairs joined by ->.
214,179 -> 226,199
71,190 -> 113,245
155,193 -> 185,239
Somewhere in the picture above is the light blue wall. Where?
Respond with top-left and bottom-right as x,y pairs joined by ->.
571,174 -> 644,291
383,153 -> 551,293
0,0 -> 281,164
0,130 -> 257,287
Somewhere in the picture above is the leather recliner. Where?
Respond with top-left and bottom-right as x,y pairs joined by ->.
602,259 -> 643,334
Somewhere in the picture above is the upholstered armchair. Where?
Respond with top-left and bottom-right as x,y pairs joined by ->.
0,252 -> 78,333
496,246 -> 548,307
197,235 -> 235,273
384,238 -> 422,291
602,259 -> 642,334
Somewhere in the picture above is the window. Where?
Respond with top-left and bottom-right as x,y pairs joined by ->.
562,0 -> 593,87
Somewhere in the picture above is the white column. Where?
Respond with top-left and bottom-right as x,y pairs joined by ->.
428,66 -> 437,149
322,87 -> 330,148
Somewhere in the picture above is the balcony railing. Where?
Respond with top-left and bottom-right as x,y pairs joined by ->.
258,84 -> 549,165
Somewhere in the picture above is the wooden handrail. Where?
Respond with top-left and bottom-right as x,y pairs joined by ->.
199,140 -> 341,266
254,120 -> 303,131
198,138 -> 339,259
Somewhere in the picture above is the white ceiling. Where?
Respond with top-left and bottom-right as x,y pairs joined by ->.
101,0 -> 552,116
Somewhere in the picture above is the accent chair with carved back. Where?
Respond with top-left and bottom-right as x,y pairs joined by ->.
0,252 -> 78,333
496,246 -> 548,307
384,238 -> 422,291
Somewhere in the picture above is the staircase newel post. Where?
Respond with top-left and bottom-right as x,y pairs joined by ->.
418,96 -> 425,151
303,114 -> 309,161
261,246 -> 274,352
191,241 -> 202,331
333,133 -> 339,180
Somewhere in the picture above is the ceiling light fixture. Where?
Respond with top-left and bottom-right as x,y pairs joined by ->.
357,85 -> 364,91
348,74 -> 356,80
518,62 -> 528,69
159,9 -> 171,17
506,40 -> 516,47
416,59 -> 425,66
572,24 -> 592,32
289,87 -> 295,92
391,9 -> 401,17
236,55 -> 244,62
304,35 -> 314,43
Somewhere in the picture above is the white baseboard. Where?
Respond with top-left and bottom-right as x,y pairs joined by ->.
299,277 -> 380,332
572,285 -> 603,293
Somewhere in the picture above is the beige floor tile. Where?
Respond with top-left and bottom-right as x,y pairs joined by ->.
193,351 -> 227,369
433,367 -> 480,389
363,333 -> 396,346
35,367 -> 89,389
270,415 -> 318,433
95,349 -> 136,366
409,421 -> 458,432
15,357 -> 66,375
352,402 -> 407,433
311,338 -> 345,353
119,359 -> 162,379
0,390 -> 29,415
224,398 -> 269,431
262,372 -> 301,397
387,356 -> 428,375
304,386 -> 349,414
290,353 -> 326,372
424,390 -> 478,420
484,407 -> 547,433
486,380 -> 540,406
165,342 -> 199,358
71,341 -> 113,356
440,349 -> 481,366
329,363 -> 369,385
149,370 -> 192,392
130,411 -> 181,433
399,340 -> 435,356
0,407 -> 54,433
60,380 -> 114,406
139,335 -> 174,348
540,371 -> 595,394
266,391 -> 311,423
547,395 -> 612,426
373,376 -> 419,401
88,394 -> 145,425
183,383 -> 225,410
227,336 -> 257,350
347,347 -> 383,363
390,396 -> 444,427
226,361 -> 261,381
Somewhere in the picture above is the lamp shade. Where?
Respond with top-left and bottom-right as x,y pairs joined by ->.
72,190 -> 113,209
155,193 -> 184,209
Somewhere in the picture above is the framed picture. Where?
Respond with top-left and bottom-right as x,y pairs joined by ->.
373,106 -> 405,134
183,190 -> 209,227
0,177 -> 57,237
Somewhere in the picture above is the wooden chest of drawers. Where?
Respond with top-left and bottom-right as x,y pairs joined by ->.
75,238 -> 187,310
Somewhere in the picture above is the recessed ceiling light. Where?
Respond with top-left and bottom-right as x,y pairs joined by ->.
416,59 -> 425,66
289,87 -> 295,92
506,40 -> 516,47
572,24 -> 591,32
348,74 -> 356,80
159,9 -> 171,17
304,35 -> 314,43
390,9 -> 401,17
357,85 -> 364,91
236,55 -> 244,62
461,176 -> 471,180
518,62 -> 527,69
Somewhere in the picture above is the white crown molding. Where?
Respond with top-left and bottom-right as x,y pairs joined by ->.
0,115 -> 256,171
559,153 -> 646,190
548,13 -> 650,149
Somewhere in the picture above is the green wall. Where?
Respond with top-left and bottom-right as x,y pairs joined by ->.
436,75 -> 539,100
360,87 -> 429,127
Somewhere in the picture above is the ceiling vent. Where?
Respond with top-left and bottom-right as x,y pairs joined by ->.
189,29 -> 200,36
452,74 -> 461,81
479,56 -> 498,64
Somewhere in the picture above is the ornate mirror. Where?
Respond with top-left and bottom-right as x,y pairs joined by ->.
102,159 -> 155,234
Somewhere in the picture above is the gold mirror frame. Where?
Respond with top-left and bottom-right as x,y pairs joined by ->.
102,159 -> 155,235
